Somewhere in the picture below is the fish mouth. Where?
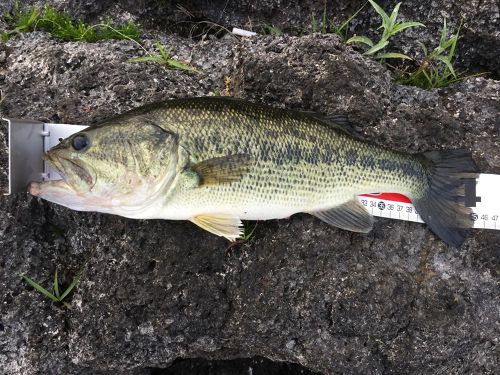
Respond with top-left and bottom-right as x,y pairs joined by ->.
44,152 -> 95,191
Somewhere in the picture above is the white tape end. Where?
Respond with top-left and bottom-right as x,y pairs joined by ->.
232,27 -> 257,37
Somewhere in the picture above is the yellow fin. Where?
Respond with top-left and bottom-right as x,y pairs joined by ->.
191,214 -> 243,241
191,154 -> 252,186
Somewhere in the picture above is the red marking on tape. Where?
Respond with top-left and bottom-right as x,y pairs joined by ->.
360,193 -> 412,204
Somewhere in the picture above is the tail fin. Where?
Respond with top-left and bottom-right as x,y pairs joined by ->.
413,150 -> 479,248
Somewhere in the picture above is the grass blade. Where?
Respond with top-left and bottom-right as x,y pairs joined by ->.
422,70 -> 434,88
417,41 -> 428,56
376,52 -> 413,59
155,41 -> 170,61
166,59 -> 202,73
21,275 -> 59,302
364,39 -> 388,55
321,0 -> 327,34
346,35 -> 374,47
128,56 -> 164,64
310,13 -> 317,33
368,0 -> 389,26
441,36 -> 457,50
389,2 -> 401,26
338,2 -> 367,34
440,18 -> 448,47
53,270 -> 60,299
392,21 -> 425,34
435,55 -> 456,77
448,18 -> 463,61
239,222 -> 258,241
59,273 -> 81,301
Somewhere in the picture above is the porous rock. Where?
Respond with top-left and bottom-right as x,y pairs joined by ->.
0,3 -> 499,375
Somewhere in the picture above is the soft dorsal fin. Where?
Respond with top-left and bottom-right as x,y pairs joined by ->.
309,199 -> 374,233
319,114 -> 362,137
322,114 -> 350,128
191,214 -> 243,241
301,111 -> 359,136
191,154 -> 252,186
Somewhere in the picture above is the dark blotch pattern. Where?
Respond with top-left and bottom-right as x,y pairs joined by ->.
122,97 -> 428,210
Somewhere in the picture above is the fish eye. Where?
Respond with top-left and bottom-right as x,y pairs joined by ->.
72,134 -> 90,151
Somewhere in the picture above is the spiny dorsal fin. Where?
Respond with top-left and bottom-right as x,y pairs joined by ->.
309,199 -> 374,233
191,154 -> 252,186
191,214 -> 243,241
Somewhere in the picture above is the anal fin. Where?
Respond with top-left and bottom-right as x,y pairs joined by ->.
191,214 -> 243,241
309,199 -> 374,233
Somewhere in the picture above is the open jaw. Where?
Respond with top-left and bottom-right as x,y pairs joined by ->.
28,153 -> 98,211
45,153 -> 95,191
28,173 -> 108,212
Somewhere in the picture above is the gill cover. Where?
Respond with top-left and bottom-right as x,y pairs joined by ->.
33,115 -> 179,213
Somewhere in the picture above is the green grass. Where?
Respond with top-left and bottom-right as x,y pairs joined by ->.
128,41 -> 203,74
347,0 -> 424,59
395,18 -> 483,89
239,222 -> 258,242
2,4 -> 201,74
309,0 -> 328,34
330,2 -> 367,41
2,4 -> 141,42
342,0 -> 480,89
20,270 -> 81,308
224,222 -> 258,253
260,24 -> 283,36
306,1 -> 366,41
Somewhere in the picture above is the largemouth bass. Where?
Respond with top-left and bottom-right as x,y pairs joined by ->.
29,97 -> 478,247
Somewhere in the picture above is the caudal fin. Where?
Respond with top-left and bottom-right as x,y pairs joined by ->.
413,150 -> 479,248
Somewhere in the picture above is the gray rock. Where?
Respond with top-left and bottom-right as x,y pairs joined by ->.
1,0 -> 498,77
0,4 -> 499,375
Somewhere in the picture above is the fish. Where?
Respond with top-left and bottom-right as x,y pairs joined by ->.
29,97 -> 478,247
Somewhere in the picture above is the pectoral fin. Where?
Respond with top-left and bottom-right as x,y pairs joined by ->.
191,154 -> 252,186
191,214 -> 243,241
309,199 -> 374,233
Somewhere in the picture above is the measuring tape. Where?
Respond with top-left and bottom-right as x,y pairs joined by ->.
356,174 -> 500,230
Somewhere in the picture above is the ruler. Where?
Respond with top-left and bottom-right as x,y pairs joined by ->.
356,174 -> 500,230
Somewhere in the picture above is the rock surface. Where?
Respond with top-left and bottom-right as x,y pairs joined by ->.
0,1 -> 499,375
2,0 -> 498,77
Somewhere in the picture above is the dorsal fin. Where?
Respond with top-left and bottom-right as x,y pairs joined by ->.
301,111 -> 360,137
323,114 -> 350,127
318,113 -> 362,137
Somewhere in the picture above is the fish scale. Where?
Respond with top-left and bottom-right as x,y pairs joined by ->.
125,97 -> 428,219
